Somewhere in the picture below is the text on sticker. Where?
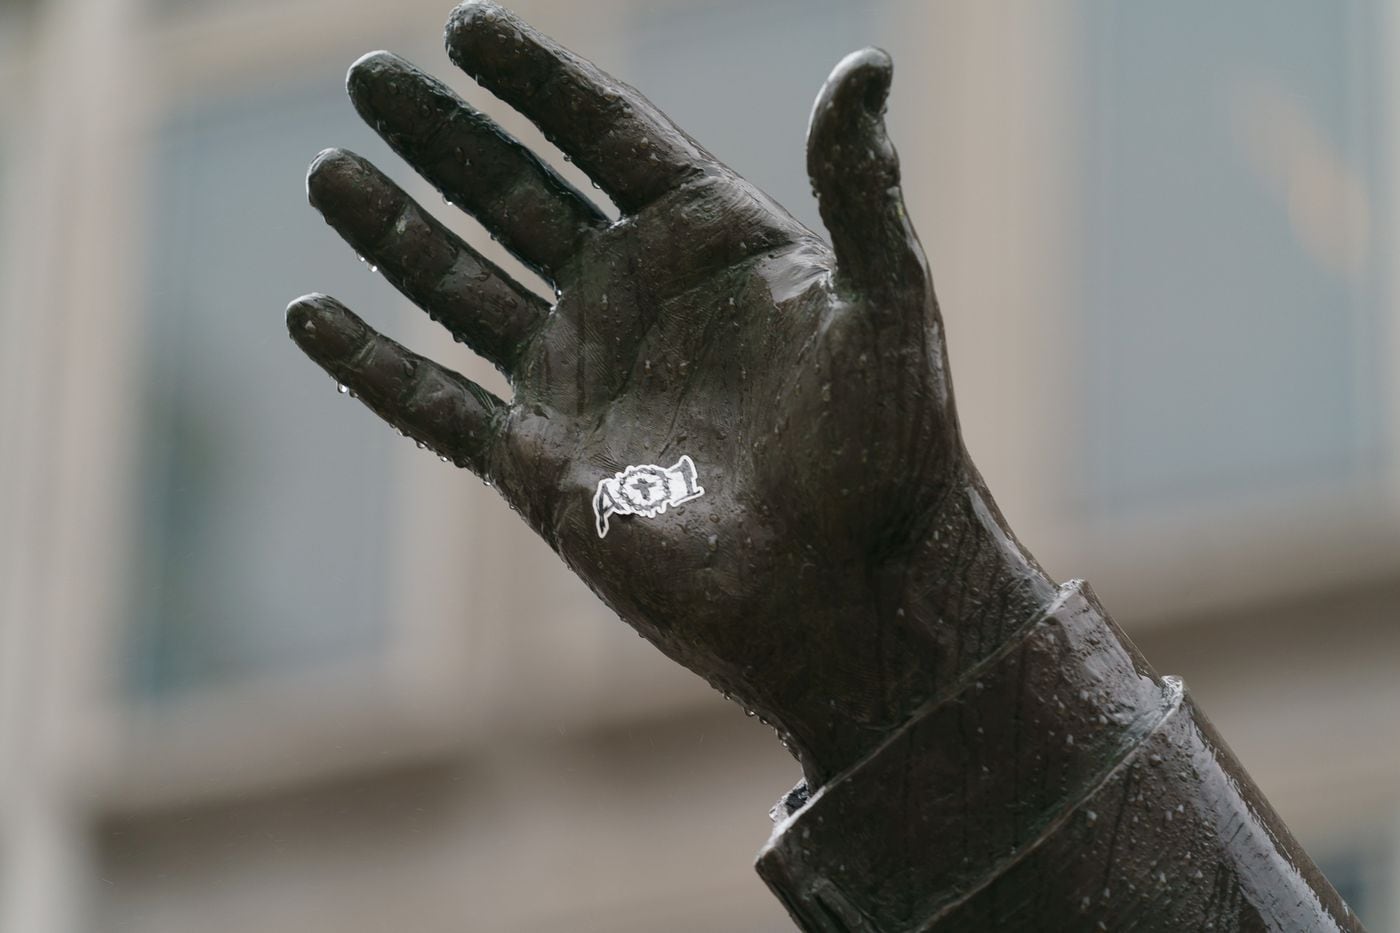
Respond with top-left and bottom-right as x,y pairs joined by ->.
593,455 -> 705,538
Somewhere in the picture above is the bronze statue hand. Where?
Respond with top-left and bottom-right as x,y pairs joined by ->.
288,1 -> 1055,785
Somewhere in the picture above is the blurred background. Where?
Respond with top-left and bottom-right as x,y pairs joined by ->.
1,0 -> 1398,929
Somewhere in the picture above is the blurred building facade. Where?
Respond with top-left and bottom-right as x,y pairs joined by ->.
1,0 -> 1398,930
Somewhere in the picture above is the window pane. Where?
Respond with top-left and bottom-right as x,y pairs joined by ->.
0,128 -> 13,354
0,132 -> 8,297
1316,841 -> 1392,930
0,2 -> 40,52
127,79 -> 412,699
1080,1 -> 1389,512
623,0 -> 892,236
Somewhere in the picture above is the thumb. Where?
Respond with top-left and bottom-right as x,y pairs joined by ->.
807,48 -> 928,301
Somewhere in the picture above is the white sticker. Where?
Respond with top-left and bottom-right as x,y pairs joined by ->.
593,455 -> 705,538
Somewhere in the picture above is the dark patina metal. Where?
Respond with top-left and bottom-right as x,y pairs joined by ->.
285,4 -> 1363,929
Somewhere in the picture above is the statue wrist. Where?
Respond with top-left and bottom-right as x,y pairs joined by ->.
756,582 -> 1358,931
775,458 -> 1060,786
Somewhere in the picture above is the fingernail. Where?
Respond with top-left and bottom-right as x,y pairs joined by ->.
306,148 -> 364,209
305,150 -> 400,248
347,51 -> 409,123
449,1 -> 505,34
286,294 -> 367,362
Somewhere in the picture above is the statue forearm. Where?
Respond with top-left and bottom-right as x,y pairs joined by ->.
758,579 -> 1361,932
744,451 -> 1362,930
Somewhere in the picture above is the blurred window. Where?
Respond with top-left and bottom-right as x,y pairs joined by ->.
1316,841 -> 1393,930
148,0 -> 235,14
0,133 -> 7,269
0,129 -> 13,343
125,80 -> 410,700
624,0 -> 889,237
1080,1 -> 1389,513
0,0 -> 40,41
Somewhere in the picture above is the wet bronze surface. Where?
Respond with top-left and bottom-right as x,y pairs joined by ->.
286,4 -> 1363,929
759,584 -> 1358,931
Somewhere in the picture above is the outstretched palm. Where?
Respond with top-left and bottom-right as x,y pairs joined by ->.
289,2 -> 1005,783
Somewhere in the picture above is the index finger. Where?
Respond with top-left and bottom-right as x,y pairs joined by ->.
446,1 -> 713,213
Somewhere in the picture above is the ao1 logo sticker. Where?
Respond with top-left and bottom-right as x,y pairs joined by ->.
593,455 -> 705,538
